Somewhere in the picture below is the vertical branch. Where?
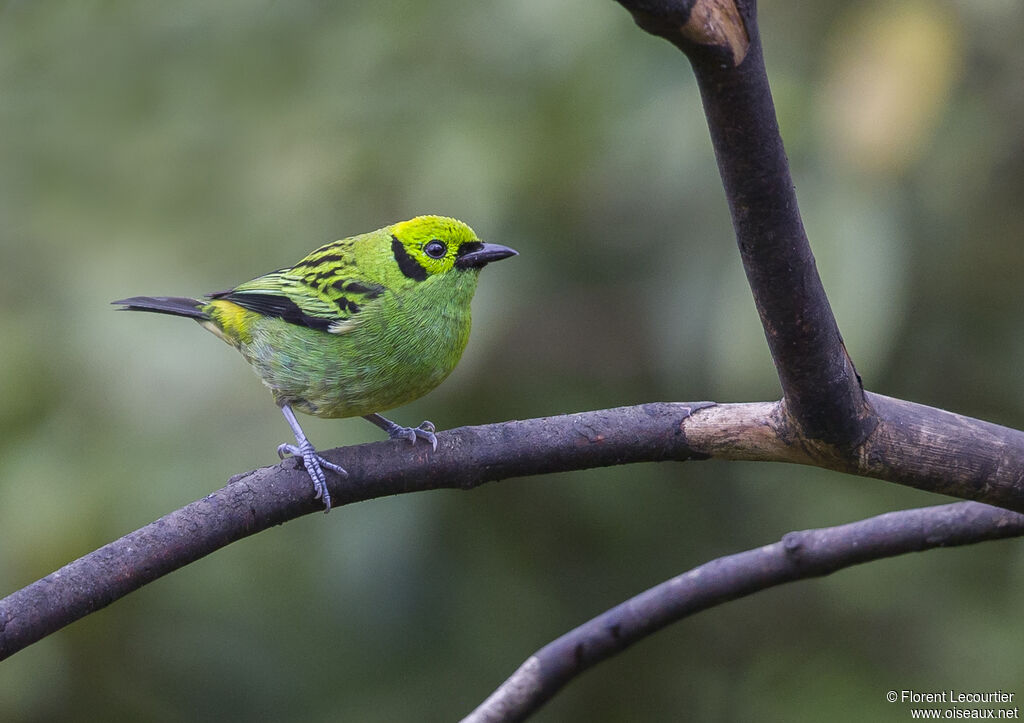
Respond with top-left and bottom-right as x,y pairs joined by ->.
617,0 -> 874,452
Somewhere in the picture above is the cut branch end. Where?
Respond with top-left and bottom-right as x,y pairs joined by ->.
621,0 -> 750,66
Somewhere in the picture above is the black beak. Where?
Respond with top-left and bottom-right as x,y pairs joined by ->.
455,242 -> 519,270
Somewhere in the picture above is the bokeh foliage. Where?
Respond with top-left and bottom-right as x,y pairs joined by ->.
1,1 -> 1023,720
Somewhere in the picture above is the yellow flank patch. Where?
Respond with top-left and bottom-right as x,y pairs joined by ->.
205,299 -> 255,346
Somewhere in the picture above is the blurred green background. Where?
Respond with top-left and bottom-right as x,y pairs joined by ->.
2,0 -> 1023,720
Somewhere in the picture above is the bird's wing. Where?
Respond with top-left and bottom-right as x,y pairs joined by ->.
209,267 -> 386,334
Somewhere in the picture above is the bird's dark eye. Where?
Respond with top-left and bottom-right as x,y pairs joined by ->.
424,240 -> 447,259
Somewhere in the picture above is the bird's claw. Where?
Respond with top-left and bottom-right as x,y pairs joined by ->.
387,420 -> 438,451
277,441 -> 348,513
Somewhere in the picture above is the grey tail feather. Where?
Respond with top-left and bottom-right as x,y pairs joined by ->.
111,296 -> 210,321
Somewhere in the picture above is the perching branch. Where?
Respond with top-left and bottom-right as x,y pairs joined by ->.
463,501 -> 1024,722
0,402 -> 709,661
4,395 -> 1024,660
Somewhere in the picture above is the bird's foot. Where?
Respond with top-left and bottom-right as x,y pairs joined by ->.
386,420 -> 438,451
277,440 -> 348,513
362,413 -> 439,452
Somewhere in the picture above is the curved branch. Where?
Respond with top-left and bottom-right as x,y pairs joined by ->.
4,396 -> 1024,660
463,501 -> 1024,722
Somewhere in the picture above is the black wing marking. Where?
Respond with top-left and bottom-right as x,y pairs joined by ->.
208,291 -> 334,332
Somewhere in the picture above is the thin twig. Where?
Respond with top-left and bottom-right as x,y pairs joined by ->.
464,501 -> 1024,722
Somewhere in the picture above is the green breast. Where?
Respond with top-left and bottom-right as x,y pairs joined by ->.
237,269 -> 479,418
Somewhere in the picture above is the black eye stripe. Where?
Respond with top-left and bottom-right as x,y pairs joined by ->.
392,234 -> 429,281
456,241 -> 483,257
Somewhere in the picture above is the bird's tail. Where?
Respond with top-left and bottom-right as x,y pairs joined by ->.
112,296 -> 210,320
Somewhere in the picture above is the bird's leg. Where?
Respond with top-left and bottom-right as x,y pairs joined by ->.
363,413 -> 438,451
277,404 -> 347,513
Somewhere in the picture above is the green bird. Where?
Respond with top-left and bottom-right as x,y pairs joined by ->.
114,215 -> 517,511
